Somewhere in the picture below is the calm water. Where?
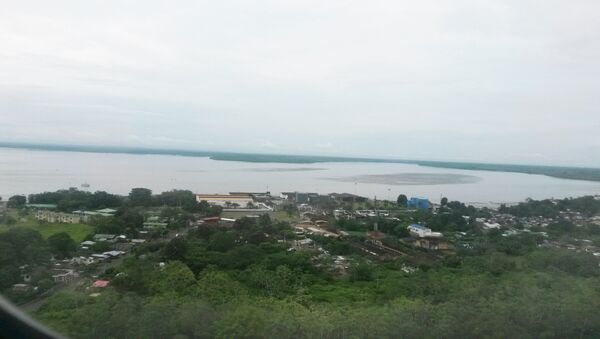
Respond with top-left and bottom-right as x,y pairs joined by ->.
0,148 -> 599,206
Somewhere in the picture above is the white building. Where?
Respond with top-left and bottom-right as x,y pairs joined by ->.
36,210 -> 82,224
407,224 -> 443,238
196,194 -> 254,207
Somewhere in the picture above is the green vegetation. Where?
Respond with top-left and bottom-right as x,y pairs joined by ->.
3,188 -> 600,337
0,217 -> 93,243
32,209 -> 600,338
30,223 -> 93,243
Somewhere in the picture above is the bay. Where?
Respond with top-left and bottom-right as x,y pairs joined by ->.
0,148 -> 599,206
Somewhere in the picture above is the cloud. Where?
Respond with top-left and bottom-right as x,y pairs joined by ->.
0,0 -> 599,166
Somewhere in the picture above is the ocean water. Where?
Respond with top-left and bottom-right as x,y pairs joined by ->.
0,148 -> 599,206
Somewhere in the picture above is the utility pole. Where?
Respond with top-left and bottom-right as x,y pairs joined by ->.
374,195 -> 379,231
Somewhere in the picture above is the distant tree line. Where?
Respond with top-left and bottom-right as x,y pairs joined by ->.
499,196 -> 600,217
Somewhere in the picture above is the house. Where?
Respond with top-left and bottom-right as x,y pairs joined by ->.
407,224 -> 443,238
196,194 -> 254,207
71,256 -> 95,265
96,208 -> 117,215
93,234 -> 117,242
295,238 -> 314,248
35,210 -> 82,224
407,197 -> 430,209
92,280 -> 110,288
12,284 -> 31,292
482,222 -> 502,230
52,269 -> 78,283
0,200 -> 7,214
143,221 -> 168,230
25,204 -> 57,209
414,238 -> 451,251
80,240 -> 96,247
102,250 -> 124,258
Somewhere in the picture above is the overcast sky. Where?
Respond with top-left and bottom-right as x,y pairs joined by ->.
1,0 -> 599,166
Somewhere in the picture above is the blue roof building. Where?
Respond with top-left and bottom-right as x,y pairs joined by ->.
407,197 -> 430,209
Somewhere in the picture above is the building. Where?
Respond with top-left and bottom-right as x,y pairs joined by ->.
196,194 -> 254,207
35,210 -> 82,224
71,256 -> 95,265
72,208 -> 117,222
80,240 -> 96,247
96,208 -> 117,215
482,221 -> 501,230
25,204 -> 57,209
92,280 -> 110,288
280,192 -> 319,204
143,221 -> 168,230
407,224 -> 443,238
414,238 -> 451,251
329,193 -> 368,203
0,200 -> 7,214
52,269 -> 78,283
229,192 -> 271,202
93,234 -> 117,242
12,284 -> 31,292
407,197 -> 430,209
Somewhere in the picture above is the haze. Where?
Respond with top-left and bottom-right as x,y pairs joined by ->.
1,0 -> 599,166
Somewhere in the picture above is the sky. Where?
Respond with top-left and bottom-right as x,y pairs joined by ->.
0,0 -> 599,167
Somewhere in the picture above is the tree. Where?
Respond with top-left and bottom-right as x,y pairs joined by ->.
208,232 -> 235,252
47,232 -> 77,258
397,194 -> 408,207
441,197 -> 448,206
7,195 -> 26,208
115,208 -> 144,230
128,188 -> 153,206
37,278 -> 54,292
165,237 -> 188,261
349,261 -> 374,281
149,261 -> 196,295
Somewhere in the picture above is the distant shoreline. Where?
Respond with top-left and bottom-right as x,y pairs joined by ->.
1,141 -> 599,182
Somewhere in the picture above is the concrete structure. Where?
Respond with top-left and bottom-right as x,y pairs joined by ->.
407,224 -> 443,238
407,197 -> 430,209
52,269 -> 78,283
35,210 -> 82,224
196,194 -> 254,207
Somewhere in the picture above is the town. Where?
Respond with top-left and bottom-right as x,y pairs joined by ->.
1,188 -> 600,337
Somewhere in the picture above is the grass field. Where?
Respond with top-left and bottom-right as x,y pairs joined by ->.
0,212 -> 93,242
